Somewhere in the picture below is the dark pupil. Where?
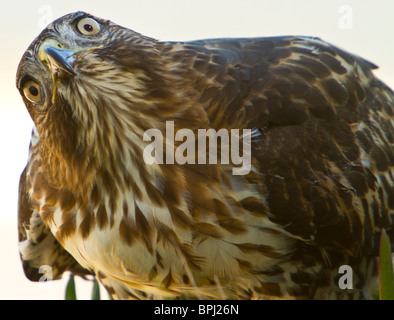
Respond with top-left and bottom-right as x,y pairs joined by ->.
84,24 -> 93,32
29,86 -> 39,97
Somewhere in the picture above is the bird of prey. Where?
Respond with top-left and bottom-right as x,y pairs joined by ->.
16,11 -> 394,299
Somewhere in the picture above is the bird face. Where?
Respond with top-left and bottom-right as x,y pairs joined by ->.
17,12 -> 112,120
16,11 -> 168,169
16,12 -> 161,133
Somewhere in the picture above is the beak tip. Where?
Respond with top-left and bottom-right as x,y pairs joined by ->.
44,46 -> 76,75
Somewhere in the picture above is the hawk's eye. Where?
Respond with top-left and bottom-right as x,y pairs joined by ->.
23,81 -> 41,103
77,18 -> 101,35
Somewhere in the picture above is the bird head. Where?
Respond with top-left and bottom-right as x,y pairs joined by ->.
16,11 -> 163,132
16,11 -> 210,199
15,12 -> 181,195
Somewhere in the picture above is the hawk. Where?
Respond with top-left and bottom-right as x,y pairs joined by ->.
16,11 -> 394,299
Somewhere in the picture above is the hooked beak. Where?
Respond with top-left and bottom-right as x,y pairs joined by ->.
44,46 -> 76,75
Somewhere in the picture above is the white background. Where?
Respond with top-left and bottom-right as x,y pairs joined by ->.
0,0 -> 393,299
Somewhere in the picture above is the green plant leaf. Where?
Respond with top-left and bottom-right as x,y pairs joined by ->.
91,278 -> 101,300
65,274 -> 77,300
379,229 -> 394,300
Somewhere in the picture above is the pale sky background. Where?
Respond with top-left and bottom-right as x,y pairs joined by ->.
0,0 -> 393,300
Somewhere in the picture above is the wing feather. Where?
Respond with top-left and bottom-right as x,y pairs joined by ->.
168,36 -> 394,256
17,130 -> 91,281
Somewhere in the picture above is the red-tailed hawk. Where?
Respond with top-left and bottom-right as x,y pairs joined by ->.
16,11 -> 394,299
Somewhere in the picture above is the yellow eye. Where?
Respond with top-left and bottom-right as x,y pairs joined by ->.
77,17 -> 101,35
23,81 -> 41,103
